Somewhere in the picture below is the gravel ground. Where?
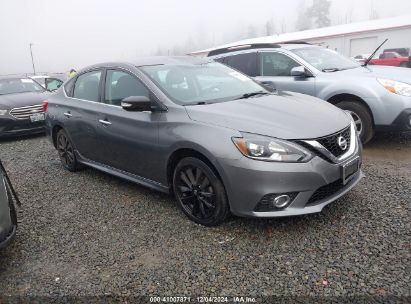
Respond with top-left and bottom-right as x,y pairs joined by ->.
0,132 -> 410,301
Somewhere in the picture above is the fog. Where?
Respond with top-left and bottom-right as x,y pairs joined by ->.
1,0 -> 410,74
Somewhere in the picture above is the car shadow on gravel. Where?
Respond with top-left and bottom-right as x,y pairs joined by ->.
0,133 -> 45,144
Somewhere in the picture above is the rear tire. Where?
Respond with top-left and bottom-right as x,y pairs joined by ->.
56,129 -> 82,172
336,101 -> 374,144
172,157 -> 229,226
400,62 -> 408,68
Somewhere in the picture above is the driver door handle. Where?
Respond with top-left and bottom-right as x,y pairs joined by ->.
63,112 -> 72,118
98,119 -> 112,126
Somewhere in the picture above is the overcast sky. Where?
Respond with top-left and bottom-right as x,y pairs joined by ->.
1,0 -> 410,74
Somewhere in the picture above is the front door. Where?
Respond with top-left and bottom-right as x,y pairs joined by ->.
255,51 -> 316,96
96,69 -> 161,181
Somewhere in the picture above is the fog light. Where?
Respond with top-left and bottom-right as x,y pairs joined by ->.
273,194 -> 291,208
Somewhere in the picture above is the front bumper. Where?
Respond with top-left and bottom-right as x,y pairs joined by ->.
0,116 -> 45,137
375,108 -> 411,131
218,144 -> 363,218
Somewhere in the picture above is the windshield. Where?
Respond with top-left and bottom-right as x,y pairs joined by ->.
292,47 -> 360,72
0,78 -> 45,95
140,62 -> 266,105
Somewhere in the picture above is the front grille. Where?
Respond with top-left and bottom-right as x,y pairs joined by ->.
307,179 -> 345,206
254,192 -> 298,212
317,126 -> 351,157
9,104 -> 43,120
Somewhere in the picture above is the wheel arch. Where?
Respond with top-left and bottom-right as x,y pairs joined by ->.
166,148 -> 224,191
51,124 -> 64,148
327,93 -> 375,125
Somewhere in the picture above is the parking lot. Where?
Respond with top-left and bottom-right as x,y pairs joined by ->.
0,131 -> 410,299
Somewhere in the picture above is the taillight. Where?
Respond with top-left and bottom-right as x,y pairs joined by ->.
42,100 -> 48,112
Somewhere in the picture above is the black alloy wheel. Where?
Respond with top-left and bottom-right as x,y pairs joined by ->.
173,157 -> 229,226
56,129 -> 81,171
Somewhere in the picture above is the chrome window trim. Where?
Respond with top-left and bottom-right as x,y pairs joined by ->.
63,66 -> 166,111
302,122 -> 357,164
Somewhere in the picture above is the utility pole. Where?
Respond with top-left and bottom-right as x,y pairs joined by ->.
29,43 -> 36,75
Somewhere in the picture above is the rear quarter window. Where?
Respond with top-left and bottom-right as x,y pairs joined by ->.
64,77 -> 75,97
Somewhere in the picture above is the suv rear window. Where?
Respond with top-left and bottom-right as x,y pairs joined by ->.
223,53 -> 258,77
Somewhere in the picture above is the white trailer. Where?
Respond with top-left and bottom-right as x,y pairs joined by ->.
192,15 -> 411,58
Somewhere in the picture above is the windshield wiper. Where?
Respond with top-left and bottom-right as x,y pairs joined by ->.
237,91 -> 270,99
363,38 -> 388,67
322,68 -> 341,72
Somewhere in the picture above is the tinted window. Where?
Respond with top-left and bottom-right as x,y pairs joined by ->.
73,70 -> 101,102
64,77 -> 75,96
104,70 -> 149,106
224,53 -> 258,77
261,52 -> 300,76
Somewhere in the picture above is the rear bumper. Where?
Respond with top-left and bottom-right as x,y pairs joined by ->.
375,108 -> 411,131
0,116 -> 45,137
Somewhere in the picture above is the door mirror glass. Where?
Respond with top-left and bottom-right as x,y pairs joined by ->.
290,66 -> 306,77
121,96 -> 152,112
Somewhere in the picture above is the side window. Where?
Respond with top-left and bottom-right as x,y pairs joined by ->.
64,77 -> 75,96
73,71 -> 102,102
224,53 -> 258,77
105,70 -> 149,106
260,52 -> 300,77
45,78 -> 63,91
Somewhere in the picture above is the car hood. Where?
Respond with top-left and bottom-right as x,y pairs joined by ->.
332,65 -> 411,84
0,91 -> 49,110
185,92 -> 351,140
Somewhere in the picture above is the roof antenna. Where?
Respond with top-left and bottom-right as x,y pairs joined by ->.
363,38 -> 388,67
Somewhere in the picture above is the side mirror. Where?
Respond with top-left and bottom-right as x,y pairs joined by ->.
257,80 -> 276,92
290,66 -> 308,77
121,96 -> 153,112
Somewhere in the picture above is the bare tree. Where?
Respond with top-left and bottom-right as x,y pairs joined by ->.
308,0 -> 331,28
265,18 -> 275,36
296,0 -> 312,31
369,0 -> 379,20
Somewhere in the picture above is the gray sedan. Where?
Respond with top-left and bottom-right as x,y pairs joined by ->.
45,57 -> 363,226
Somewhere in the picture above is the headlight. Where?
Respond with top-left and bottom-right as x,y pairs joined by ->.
377,78 -> 411,97
0,109 -> 8,115
232,133 -> 312,162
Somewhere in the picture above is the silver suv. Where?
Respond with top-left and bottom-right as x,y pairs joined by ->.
209,43 -> 411,143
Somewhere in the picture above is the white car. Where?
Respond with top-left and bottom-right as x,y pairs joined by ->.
29,75 -> 65,91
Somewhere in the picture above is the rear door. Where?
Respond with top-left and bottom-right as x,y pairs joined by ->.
62,69 -> 103,161
96,69 -> 161,180
255,51 -> 316,96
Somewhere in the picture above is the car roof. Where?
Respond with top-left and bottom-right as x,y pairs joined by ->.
78,56 -> 212,74
208,43 -> 318,57
0,75 -> 32,80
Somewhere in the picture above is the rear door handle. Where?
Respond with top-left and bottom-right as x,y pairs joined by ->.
63,112 -> 72,118
98,119 -> 112,126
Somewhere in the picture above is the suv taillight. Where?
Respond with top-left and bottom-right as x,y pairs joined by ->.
42,100 -> 48,112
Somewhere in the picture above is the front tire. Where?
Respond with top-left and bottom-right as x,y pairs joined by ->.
336,101 -> 374,144
172,157 -> 229,226
56,129 -> 82,171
